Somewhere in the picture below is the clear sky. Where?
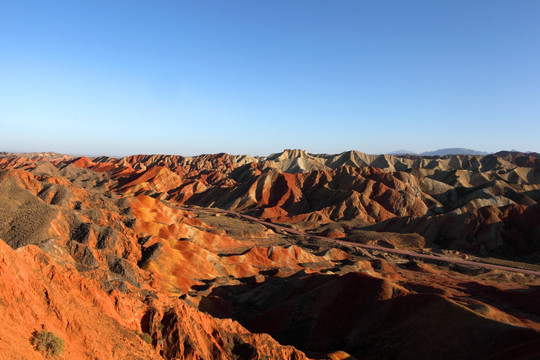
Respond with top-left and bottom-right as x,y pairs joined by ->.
1,1 -> 539,156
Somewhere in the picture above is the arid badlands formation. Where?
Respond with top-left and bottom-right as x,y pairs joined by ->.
0,149 -> 539,360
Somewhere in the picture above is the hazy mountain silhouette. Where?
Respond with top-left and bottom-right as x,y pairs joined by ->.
420,148 -> 488,156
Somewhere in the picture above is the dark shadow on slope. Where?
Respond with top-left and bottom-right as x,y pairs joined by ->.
199,271 -> 540,360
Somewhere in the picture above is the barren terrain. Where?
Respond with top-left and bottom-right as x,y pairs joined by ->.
0,149 -> 539,359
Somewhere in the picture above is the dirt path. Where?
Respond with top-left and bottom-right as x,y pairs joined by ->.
178,206 -> 540,277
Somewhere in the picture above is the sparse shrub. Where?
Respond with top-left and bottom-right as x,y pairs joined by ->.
30,330 -> 65,357
137,331 -> 153,344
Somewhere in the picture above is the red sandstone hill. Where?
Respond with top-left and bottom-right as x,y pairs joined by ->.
0,150 -> 539,359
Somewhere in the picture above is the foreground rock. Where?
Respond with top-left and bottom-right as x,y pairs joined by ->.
0,238 -> 308,359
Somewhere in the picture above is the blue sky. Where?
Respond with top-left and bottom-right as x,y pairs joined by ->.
1,1 -> 539,156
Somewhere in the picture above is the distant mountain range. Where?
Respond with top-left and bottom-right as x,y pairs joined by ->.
389,148 -> 489,156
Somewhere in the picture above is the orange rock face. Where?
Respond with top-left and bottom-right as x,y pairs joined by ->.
0,239 -> 159,359
0,238 -> 308,360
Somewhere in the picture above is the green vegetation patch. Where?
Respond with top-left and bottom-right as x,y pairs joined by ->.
137,331 -> 153,344
30,330 -> 65,357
